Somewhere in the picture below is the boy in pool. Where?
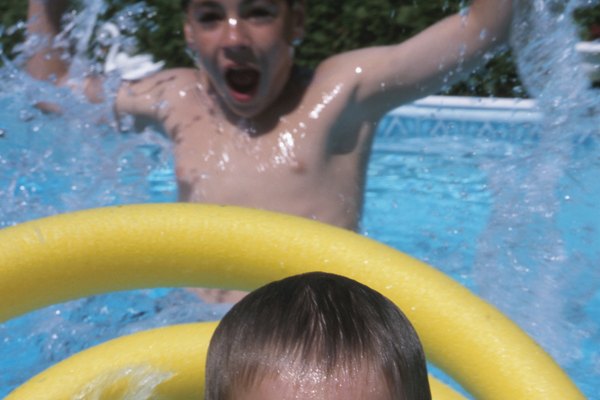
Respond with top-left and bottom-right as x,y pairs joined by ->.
27,0 -> 512,232
205,271 -> 431,400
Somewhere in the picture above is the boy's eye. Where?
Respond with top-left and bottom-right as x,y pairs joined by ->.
194,10 -> 224,25
242,3 -> 278,22
247,8 -> 275,20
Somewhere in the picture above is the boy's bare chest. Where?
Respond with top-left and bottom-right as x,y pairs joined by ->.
159,77 -> 373,211
156,80 -> 372,228
168,107 -> 323,176
160,71 -> 368,172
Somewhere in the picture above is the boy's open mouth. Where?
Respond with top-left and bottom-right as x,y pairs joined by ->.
225,67 -> 260,101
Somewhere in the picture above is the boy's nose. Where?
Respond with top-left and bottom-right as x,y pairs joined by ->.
222,18 -> 250,48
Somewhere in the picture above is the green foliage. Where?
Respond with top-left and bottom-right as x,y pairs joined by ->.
297,0 -> 458,67
573,4 -> 600,40
2,0 -> 598,97
0,2 -> 28,59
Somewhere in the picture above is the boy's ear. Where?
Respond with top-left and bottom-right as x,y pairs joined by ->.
183,19 -> 195,48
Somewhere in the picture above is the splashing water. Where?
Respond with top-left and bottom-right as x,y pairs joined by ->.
0,3 -> 221,397
474,0 -> 600,379
1,0 -> 600,397
73,365 -> 173,400
0,289 -> 229,397
0,0 -> 175,228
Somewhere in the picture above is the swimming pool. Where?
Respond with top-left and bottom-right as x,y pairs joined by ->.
1,91 -> 598,398
2,0 -> 600,396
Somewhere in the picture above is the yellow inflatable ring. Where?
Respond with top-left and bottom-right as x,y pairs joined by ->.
0,204 -> 583,399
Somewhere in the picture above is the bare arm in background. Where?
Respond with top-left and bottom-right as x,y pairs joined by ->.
26,0 -> 70,83
27,0 -> 106,106
317,0 -> 513,120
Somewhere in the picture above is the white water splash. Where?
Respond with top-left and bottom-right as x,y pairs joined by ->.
73,365 -> 173,400
475,0 -> 600,373
0,0 -> 175,228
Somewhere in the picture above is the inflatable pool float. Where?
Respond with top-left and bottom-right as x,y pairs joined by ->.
0,204 -> 584,399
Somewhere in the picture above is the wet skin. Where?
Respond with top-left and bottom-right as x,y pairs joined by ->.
233,368 -> 394,400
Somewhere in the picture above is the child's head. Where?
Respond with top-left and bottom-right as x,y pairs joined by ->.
181,0 -> 305,119
205,272 -> 431,400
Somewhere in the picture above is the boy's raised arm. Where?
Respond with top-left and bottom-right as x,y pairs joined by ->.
26,0 -> 70,83
329,0 -> 513,117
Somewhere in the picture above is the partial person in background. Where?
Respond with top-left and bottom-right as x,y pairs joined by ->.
26,0 -> 512,302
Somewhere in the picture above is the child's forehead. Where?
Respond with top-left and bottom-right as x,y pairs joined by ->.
241,368 -> 392,400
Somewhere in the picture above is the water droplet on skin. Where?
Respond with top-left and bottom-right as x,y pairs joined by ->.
274,130 -> 296,166
310,104 -> 325,120
309,84 -> 343,119
355,66 -> 363,74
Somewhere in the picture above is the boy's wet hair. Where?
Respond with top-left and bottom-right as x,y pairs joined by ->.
181,0 -> 296,11
205,272 -> 432,400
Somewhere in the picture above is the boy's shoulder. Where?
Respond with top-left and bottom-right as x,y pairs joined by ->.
116,67 -> 199,118
140,67 -> 200,100
140,67 -> 197,86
